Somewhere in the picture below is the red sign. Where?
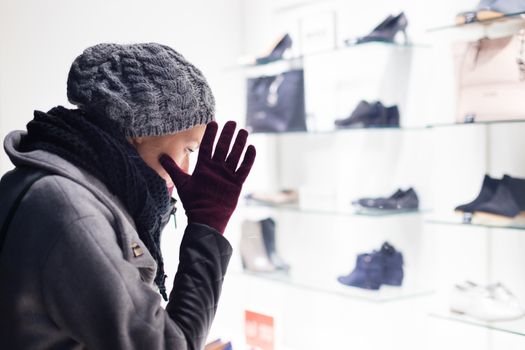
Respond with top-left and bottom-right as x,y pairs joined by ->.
245,310 -> 275,350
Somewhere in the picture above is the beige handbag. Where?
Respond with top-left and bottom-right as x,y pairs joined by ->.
454,31 -> 525,123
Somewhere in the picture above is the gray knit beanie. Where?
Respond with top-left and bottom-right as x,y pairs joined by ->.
66,43 -> 215,137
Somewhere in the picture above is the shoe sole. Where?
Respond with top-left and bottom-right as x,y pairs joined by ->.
476,10 -> 505,22
456,10 -> 505,25
472,211 -> 525,226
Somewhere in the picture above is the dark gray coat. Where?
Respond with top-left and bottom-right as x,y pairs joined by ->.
0,131 -> 232,350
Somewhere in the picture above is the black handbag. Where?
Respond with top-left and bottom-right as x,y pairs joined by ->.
246,69 -> 307,133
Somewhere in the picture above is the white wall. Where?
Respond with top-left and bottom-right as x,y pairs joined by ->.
0,0 -> 244,172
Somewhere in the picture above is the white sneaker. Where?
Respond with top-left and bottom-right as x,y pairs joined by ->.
450,281 -> 525,322
450,281 -> 485,315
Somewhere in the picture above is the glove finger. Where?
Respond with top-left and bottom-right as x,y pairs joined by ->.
225,128 -> 248,171
198,121 -> 218,161
159,154 -> 190,187
235,145 -> 256,183
212,121 -> 236,162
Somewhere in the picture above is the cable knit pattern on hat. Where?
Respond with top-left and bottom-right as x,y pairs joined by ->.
67,43 -> 215,137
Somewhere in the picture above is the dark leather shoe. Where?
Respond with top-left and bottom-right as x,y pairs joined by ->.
338,253 -> 383,290
379,242 -> 404,286
353,189 -> 405,207
455,175 -> 500,213
386,105 -> 400,127
338,241 -> 404,290
475,175 -> 525,218
335,100 -> 400,128
334,100 -> 384,128
354,188 -> 419,212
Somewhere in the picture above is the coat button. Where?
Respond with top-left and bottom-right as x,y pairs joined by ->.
131,242 -> 143,257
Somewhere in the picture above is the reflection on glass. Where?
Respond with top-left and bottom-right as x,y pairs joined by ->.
428,11 -> 525,32
426,214 -> 525,231
243,199 -> 427,218
430,311 -> 525,337
236,270 -> 434,303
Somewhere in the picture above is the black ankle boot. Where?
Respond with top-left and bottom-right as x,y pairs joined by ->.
455,175 -> 500,213
386,105 -> 400,127
475,175 -> 525,218
506,175 -> 525,211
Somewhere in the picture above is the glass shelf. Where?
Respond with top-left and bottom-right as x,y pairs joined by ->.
428,11 -> 525,32
427,11 -> 525,41
245,119 -> 525,136
249,126 -> 426,136
430,311 -> 525,337
233,41 -> 429,69
243,200 -> 427,218
426,119 -> 525,128
234,270 -> 434,303
426,214 -> 525,231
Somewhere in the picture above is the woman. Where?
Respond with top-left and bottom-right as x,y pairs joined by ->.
0,43 -> 255,349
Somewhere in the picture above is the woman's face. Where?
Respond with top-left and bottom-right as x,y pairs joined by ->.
130,124 -> 207,193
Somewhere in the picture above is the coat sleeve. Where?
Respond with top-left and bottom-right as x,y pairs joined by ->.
41,215 -> 232,350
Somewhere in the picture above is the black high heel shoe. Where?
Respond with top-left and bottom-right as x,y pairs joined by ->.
345,12 -> 409,46
256,33 -> 293,64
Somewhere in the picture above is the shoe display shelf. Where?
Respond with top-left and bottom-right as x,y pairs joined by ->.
427,119 -> 525,129
423,122 -> 525,336
244,195 -> 525,232
243,199 -> 427,218
427,11 -> 525,42
231,12 -> 525,346
231,41 -> 429,70
236,199 -> 434,303
232,269 -> 433,303
426,215 -> 525,231
245,119 -> 525,136
248,126 -> 421,135
429,311 -> 525,337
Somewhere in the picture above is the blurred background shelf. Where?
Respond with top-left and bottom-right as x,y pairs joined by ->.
426,119 -> 525,128
240,119 -> 525,137
429,311 -> 525,337
231,41 -> 430,70
428,11 -> 525,32
426,215 -> 525,231
427,11 -> 525,40
243,200 -> 428,218
248,126 -> 424,136
233,270 -> 434,303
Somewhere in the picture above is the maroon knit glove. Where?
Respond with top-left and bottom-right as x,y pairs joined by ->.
159,121 -> 256,234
